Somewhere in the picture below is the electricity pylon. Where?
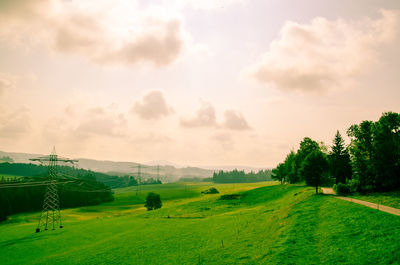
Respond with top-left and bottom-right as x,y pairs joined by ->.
30,147 -> 78,233
132,164 -> 148,195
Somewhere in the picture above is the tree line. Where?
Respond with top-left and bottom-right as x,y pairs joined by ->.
0,174 -> 114,222
213,169 -> 272,183
0,162 -> 161,188
272,112 -> 400,193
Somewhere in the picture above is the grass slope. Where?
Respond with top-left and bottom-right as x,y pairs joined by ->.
349,191 -> 400,209
0,182 -> 399,265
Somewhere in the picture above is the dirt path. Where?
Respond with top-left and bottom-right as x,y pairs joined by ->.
321,188 -> 400,216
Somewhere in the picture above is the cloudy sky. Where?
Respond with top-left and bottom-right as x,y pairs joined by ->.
1,0 -> 399,167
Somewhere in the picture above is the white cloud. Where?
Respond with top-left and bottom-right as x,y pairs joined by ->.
251,9 -> 400,92
132,90 -> 173,120
0,0 -> 187,67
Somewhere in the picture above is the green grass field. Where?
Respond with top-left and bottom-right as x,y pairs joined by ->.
1,182 -> 399,264
349,191 -> 400,209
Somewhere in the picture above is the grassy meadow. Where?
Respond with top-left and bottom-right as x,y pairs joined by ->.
1,182 -> 399,264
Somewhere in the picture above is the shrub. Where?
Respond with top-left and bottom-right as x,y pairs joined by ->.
346,179 -> 359,193
220,194 -> 241,200
335,183 -> 350,195
201,187 -> 219,194
145,192 -> 162,211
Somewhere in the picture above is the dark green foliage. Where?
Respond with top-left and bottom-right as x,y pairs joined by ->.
347,112 -> 400,191
0,162 -> 162,189
0,163 -> 115,222
372,112 -> 400,190
220,194 -> 242,200
201,187 -> 219,194
271,163 -> 285,184
293,137 -> 321,183
347,121 -> 375,190
145,192 -> 162,210
300,150 -> 329,193
274,111 -> 400,193
212,169 -> 272,183
281,151 -> 296,183
272,138 -> 322,185
329,130 -> 352,184
334,183 -> 350,195
0,176 -> 113,222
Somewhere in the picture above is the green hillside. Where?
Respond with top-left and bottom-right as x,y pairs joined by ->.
1,182 -> 399,264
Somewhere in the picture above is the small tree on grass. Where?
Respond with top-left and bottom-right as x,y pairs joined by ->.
300,150 -> 329,194
145,192 -> 162,210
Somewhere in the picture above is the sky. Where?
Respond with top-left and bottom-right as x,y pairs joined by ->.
0,0 -> 400,168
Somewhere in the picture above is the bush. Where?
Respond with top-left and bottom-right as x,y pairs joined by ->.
201,187 -> 219,194
145,192 -> 162,211
334,183 -> 350,195
346,179 -> 359,193
220,194 -> 241,200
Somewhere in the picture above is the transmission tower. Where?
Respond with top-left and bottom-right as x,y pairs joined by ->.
132,164 -> 148,195
30,147 -> 78,233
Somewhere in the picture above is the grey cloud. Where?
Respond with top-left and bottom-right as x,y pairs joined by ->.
252,10 -> 400,93
222,110 -> 250,130
180,101 -> 217,128
132,90 -> 173,120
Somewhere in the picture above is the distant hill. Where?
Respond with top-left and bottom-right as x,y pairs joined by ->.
0,151 -> 214,182
0,150 -> 271,182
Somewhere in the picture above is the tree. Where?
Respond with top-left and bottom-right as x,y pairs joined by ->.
347,120 -> 375,190
372,112 -> 400,190
295,137 -> 321,183
283,151 -> 296,183
145,192 -> 162,210
300,150 -> 329,194
329,130 -> 352,184
272,163 -> 285,184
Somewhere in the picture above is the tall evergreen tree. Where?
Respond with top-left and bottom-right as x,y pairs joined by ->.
329,130 -> 352,184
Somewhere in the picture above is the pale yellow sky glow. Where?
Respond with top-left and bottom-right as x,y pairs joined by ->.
0,0 -> 400,167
